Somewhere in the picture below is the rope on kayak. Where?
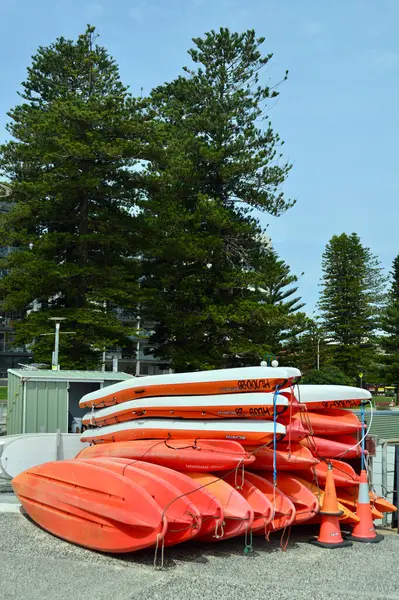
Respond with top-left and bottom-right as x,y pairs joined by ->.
244,523 -> 253,554
234,458 -> 245,490
214,518 -> 225,539
153,531 -> 165,569
280,524 -> 291,552
333,399 -> 373,460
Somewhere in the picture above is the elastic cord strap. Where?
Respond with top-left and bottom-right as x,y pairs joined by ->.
273,387 -> 279,485
361,402 -> 365,470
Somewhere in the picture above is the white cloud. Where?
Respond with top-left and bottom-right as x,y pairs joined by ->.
85,2 -> 104,17
129,1 -> 149,21
129,1 -> 180,21
300,20 -> 324,37
372,52 -> 399,71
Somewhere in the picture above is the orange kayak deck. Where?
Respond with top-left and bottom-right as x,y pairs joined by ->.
76,439 -> 255,472
288,408 -> 363,436
300,435 -> 365,459
246,443 -> 319,471
296,459 -> 361,488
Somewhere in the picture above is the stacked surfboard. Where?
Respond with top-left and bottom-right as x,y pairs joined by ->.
11,367 -> 396,555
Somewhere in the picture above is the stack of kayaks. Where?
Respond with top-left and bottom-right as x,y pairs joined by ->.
11,368 -> 397,555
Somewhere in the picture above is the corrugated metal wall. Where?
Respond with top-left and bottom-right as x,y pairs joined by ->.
7,373 -> 68,434
7,371 -> 23,434
25,381 -> 68,433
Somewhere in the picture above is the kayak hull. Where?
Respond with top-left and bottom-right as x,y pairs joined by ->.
12,460 -> 166,553
79,458 -> 202,546
186,473 -> 254,541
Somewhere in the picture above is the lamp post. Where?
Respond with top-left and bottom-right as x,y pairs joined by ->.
48,318 -> 67,371
317,338 -> 320,371
135,312 -> 141,377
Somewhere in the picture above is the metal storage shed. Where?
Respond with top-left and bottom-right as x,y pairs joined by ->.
6,369 -> 133,435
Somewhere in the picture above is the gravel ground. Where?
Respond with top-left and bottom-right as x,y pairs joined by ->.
0,511 -> 398,600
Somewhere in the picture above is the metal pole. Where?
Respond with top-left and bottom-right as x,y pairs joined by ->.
316,338 -> 320,370
22,379 -> 27,434
54,321 -> 60,371
135,313 -> 141,377
382,440 -> 388,527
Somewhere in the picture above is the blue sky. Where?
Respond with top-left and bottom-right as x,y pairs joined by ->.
0,0 -> 398,312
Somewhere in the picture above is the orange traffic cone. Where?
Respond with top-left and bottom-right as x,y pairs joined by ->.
347,470 -> 384,543
310,463 -> 352,549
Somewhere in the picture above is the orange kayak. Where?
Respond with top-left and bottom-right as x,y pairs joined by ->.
262,473 -> 319,525
337,486 -> 397,515
370,491 -> 397,514
300,435 -> 365,459
80,458 -> 202,546
277,417 -> 310,441
76,439 -> 255,472
243,471 -> 296,533
186,473 -> 254,541
80,419 -> 285,446
295,477 -> 360,524
285,409 -> 363,436
102,458 -> 225,539
82,393 -> 289,426
221,472 -> 274,532
12,460 -> 167,553
296,459 -> 361,488
335,487 -> 384,520
79,367 -> 300,409
245,443 -> 319,471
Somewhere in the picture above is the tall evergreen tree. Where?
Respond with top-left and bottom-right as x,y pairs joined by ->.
282,319 -> 332,373
140,29 -> 295,371
0,27 -> 152,368
380,255 -> 399,398
319,233 -> 386,379
249,244 -> 306,355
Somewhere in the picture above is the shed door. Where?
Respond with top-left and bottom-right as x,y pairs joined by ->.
26,380 -> 68,434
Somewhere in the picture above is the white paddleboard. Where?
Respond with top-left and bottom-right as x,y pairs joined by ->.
82,392 -> 289,426
291,385 -> 371,409
79,366 -> 301,409
81,418 -> 286,446
0,433 -> 88,479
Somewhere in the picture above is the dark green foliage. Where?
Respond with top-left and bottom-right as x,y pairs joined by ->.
301,365 -> 354,386
319,233 -> 386,378
282,319 -> 333,373
0,27 -> 149,368
380,255 -> 399,396
140,29 -> 296,371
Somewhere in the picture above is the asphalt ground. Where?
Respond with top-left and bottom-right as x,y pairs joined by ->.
0,507 -> 398,600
